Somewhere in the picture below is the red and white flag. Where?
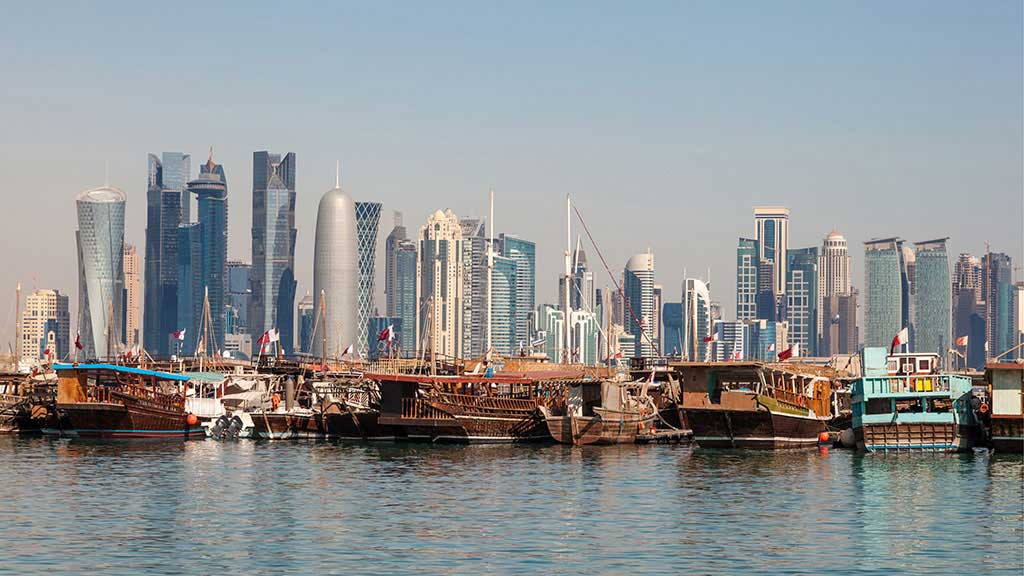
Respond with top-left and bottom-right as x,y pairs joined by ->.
341,343 -> 354,356
778,344 -> 799,361
256,329 -> 279,346
890,327 -> 909,354
767,342 -> 775,352
377,324 -> 394,342
75,331 -> 83,350
955,335 -> 968,347
172,328 -> 186,341
703,333 -> 718,343
732,350 -> 741,360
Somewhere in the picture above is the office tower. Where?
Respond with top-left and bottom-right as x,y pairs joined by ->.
754,206 -> 789,319
385,211 -> 406,317
226,261 -> 251,336
623,250 -> 656,358
250,151 -> 297,354
122,244 -> 140,347
417,209 -> 464,359
19,289 -> 70,363
569,309 -> 600,365
912,239 -> 951,359
983,252 -> 1014,359
786,247 -> 819,357
757,259 -> 778,321
297,293 -> 314,355
560,238 -> 594,313
953,254 -> 984,300
902,244 -> 916,346
538,304 -> 564,363
1015,282 -> 1024,360
610,289 -> 624,326
76,186 -> 126,360
143,152 -> 190,357
367,316 -> 402,361
492,254 -> 518,355
713,320 -> 749,361
864,238 -> 906,349
683,278 -> 711,361
736,238 -> 760,322
354,201 -> 382,356
820,230 -> 851,297
312,177 -> 358,358
748,319 -> 786,361
499,234 -> 536,346
460,218 -> 486,357
662,302 -> 683,357
392,240 -> 418,352
653,284 -> 663,352
822,292 -> 858,356
186,151 -> 229,351
176,222 -> 201,356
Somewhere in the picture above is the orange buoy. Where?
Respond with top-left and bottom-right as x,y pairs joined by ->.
186,413 -> 199,426
978,402 -> 989,414
818,431 -> 830,443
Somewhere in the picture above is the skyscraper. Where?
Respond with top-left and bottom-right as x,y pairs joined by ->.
297,292 -> 314,355
250,151 -> 297,354
662,302 -> 683,357
188,151 -> 228,351
226,261 -> 251,336
312,177 -> 358,359
143,152 -> 190,357
822,292 -> 858,356
820,230 -> 851,297
122,244 -> 140,347
499,234 -> 536,347
417,210 -> 464,359
393,239 -> 418,352
736,238 -> 760,322
177,222 -> 201,356
560,238 -> 594,313
460,218 -> 486,357
913,239 -> 951,359
623,250 -> 656,358
863,238 -> 904,349
19,289 -> 70,363
76,186 -> 126,360
491,254 -> 518,354
983,252 -> 1014,359
754,206 -> 789,318
354,201 -> 382,356
385,211 -> 406,317
683,277 -> 711,361
786,247 -> 819,357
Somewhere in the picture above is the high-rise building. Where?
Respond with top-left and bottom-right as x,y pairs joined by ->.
122,244 -> 140,347
1014,282 -> 1024,360
226,261 -> 251,337
983,252 -> 1014,360
297,292 -> 314,355
913,239 -> 951,359
19,289 -> 70,363
819,229 -> 850,346
786,247 -> 819,357
176,222 -> 201,356
736,238 -> 760,322
491,254 -> 518,355
312,177 -> 358,359
76,186 -> 126,360
250,151 -> 297,354
712,320 -> 749,361
623,250 -> 656,358
417,209 -> 464,359
662,302 -> 683,357
821,292 -> 858,356
901,244 -> 917,347
385,211 -> 407,317
187,151 -> 228,351
143,152 -> 190,357
653,284 -> 663,352
355,201 -> 382,357
560,238 -> 594,313
499,234 -> 536,346
754,206 -> 790,318
610,289 -> 624,326
864,238 -> 906,349
392,240 -> 418,352
460,218 -> 487,357
683,278 -> 711,361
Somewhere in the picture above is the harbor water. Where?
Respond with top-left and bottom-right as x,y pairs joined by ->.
0,437 -> 1020,575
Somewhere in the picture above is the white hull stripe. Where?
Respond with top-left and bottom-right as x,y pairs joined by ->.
695,435 -> 820,443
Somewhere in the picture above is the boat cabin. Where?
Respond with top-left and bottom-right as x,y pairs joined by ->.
886,353 -> 940,377
985,363 -> 1023,453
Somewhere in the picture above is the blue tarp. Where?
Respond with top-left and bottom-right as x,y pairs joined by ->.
52,363 -> 191,382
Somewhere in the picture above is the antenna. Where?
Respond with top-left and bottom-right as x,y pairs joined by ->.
104,160 -> 109,187
335,161 -> 340,188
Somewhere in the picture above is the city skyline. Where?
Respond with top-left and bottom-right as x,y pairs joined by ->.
0,3 -> 1021,349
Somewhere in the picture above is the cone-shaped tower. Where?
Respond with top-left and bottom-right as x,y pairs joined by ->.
312,168 -> 358,357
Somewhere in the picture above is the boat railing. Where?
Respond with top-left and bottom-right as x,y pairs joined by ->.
401,397 -> 454,420
431,392 -> 539,413
92,382 -> 184,411
863,375 -> 952,396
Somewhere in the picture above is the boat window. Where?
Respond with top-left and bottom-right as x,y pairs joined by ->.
895,399 -> 923,413
917,357 -> 932,374
886,359 -> 899,374
865,398 -> 891,415
927,398 -> 952,413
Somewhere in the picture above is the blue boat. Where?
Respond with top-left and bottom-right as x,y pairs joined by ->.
851,348 -> 982,452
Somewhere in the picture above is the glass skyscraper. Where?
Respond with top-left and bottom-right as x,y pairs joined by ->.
393,240 -> 418,353
754,206 -> 789,319
984,252 -> 1014,359
864,238 -> 904,349
355,201 -> 382,357
492,255 -> 518,354
76,186 -> 126,360
499,234 -> 536,347
176,223 -> 201,356
624,251 -> 656,358
913,239 -> 951,359
786,247 -> 819,357
736,238 -> 760,322
143,152 -> 190,357
683,278 -> 711,361
662,302 -> 683,358
297,293 -> 314,355
188,152 -> 228,352
250,151 -> 297,354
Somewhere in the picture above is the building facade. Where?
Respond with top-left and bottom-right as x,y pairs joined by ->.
250,151 -> 297,354
19,289 -> 70,363
499,234 -> 536,347
417,209 -> 464,359
392,239 -> 418,353
863,238 -> 905,349
623,251 -> 656,358
736,238 -> 760,322
984,252 -> 1014,360
187,152 -> 228,352
77,186 -> 126,360
143,152 -> 190,357
355,201 -> 382,356
226,261 -> 251,339
385,211 -> 406,318
123,243 -> 141,348
312,180 -> 358,359
754,206 -> 789,319
821,292 -> 858,356
913,239 -> 951,360
662,302 -> 683,358
785,247 -> 819,357
297,293 -> 314,355
683,278 -> 711,361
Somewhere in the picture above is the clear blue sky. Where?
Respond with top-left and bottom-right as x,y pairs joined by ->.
0,1 -> 1020,344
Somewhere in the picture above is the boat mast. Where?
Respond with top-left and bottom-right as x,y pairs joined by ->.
564,195 -> 572,364
319,289 -> 327,370
486,189 -> 494,356
14,282 -> 21,368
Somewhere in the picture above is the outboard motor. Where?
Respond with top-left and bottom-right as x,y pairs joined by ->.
226,415 -> 244,439
210,415 -> 230,439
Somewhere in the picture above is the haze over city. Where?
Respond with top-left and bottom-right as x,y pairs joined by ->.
0,1 -> 1020,347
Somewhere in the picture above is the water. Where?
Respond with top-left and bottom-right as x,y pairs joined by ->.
0,437 -> 1020,576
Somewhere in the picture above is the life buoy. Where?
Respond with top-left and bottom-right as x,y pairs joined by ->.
271,393 -> 281,410
797,396 -> 805,407
978,402 -> 989,414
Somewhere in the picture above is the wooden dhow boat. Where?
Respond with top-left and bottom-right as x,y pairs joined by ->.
318,379 -> 393,440
677,361 -> 834,449
48,363 -> 205,439
541,378 -> 659,445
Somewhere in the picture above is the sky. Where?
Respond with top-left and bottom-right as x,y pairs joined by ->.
0,1 -> 1021,346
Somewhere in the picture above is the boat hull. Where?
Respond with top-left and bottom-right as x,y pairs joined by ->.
546,409 -> 658,446
251,412 -> 325,440
322,403 -> 393,440
53,402 -> 204,439
684,406 -> 826,449
990,417 -> 1023,453
854,422 -> 979,452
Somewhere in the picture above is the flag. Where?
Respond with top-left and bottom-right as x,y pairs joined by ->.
172,328 -> 186,341
890,327 -> 909,354
777,345 -> 796,361
955,335 -> 968,347
484,347 -> 495,362
75,331 -> 83,350
604,350 -> 623,362
703,333 -> 718,343
256,330 -> 272,346
269,328 -> 280,343
341,343 -> 354,356
377,325 -> 394,342
42,348 -> 50,357
732,350 -> 741,360
767,342 -> 775,352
